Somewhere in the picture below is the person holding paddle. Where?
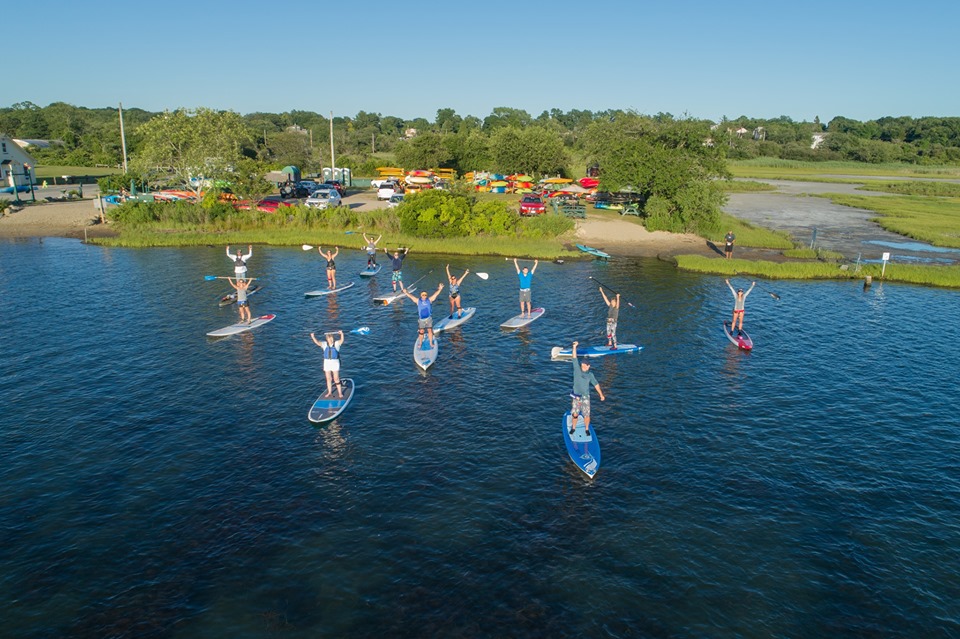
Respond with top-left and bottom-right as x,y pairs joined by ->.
401,283 -> 444,349
362,233 -> 382,267
445,264 -> 469,319
386,247 -> 409,292
319,246 -> 339,290
226,277 -> 253,324
310,330 -> 344,398
570,341 -> 605,437
514,258 -> 538,318
226,244 -> 253,278
726,279 -> 755,334
599,287 -> 620,349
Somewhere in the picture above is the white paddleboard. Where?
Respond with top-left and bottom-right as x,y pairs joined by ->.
374,286 -> 415,306
359,264 -> 382,277
432,307 -> 476,333
413,334 -> 438,370
551,343 -> 643,359
305,282 -> 355,297
500,307 -> 545,329
307,379 -> 355,423
207,314 -> 276,337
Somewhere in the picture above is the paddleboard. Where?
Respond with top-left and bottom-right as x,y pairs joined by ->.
206,314 -> 276,337
500,307 -> 545,329
307,378 -> 355,423
359,264 -> 382,277
563,412 -> 600,478
305,282 -> 355,297
413,335 -> 439,370
432,307 -> 476,333
551,343 -> 643,359
374,286 -> 415,305
218,284 -> 262,307
576,243 -> 612,259
723,321 -> 754,350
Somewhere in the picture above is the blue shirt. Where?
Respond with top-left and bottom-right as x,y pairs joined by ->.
518,271 -> 533,289
417,297 -> 432,319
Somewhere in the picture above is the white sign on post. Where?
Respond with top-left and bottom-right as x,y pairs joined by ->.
881,252 -> 890,277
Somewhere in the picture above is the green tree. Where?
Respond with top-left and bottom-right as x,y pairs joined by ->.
395,132 -> 453,169
489,126 -> 567,175
133,108 -> 254,198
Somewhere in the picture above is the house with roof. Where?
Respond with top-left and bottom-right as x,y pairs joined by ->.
1,134 -> 37,191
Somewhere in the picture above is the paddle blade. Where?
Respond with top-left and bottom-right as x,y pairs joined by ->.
769,292 -> 781,301
351,327 -> 370,335
301,244 -> 314,251
475,272 -> 489,280
550,347 -> 562,359
204,275 -> 218,280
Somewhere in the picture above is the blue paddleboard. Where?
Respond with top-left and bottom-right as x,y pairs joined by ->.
307,379 -> 355,423
552,343 -> 642,359
563,412 -> 600,478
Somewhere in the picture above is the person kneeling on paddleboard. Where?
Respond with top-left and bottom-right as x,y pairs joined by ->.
401,283 -> 444,349
386,247 -> 409,292
570,342 -> 605,436
311,330 -> 344,398
599,287 -> 620,349
445,264 -> 469,319
362,233 -> 382,267
227,277 -> 253,324
319,246 -> 339,290
726,279 -> 755,335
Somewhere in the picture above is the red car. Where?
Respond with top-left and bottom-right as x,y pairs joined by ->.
235,198 -> 295,213
323,180 -> 346,197
519,195 -> 546,216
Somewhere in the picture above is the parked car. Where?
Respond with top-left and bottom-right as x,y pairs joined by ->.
387,193 -> 405,208
305,186 -> 342,209
297,180 -> 321,194
280,183 -> 310,199
323,180 -> 345,197
235,198 -> 295,213
518,195 -> 546,216
377,181 -> 402,201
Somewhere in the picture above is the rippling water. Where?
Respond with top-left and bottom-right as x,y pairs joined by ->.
2,238 -> 959,638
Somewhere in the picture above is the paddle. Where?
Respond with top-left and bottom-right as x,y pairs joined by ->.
204,275 -> 259,280
449,264 -> 489,280
733,272 -> 781,300
306,327 -> 371,338
404,269 -> 434,291
588,276 -> 637,308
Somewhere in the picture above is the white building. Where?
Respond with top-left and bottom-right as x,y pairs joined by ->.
1,134 -> 37,189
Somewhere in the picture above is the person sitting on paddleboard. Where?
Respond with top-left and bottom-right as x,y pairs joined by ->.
226,244 -> 253,279
726,279 -> 755,334
724,231 -> 736,259
310,330 -> 344,398
362,233 -> 382,267
514,258 -> 538,318
570,341 -> 605,437
386,247 -> 409,292
599,287 -> 620,349
319,246 -> 339,290
445,264 -> 469,319
401,283 -> 444,349
227,277 -> 253,324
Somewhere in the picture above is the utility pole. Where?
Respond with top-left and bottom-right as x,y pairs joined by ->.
329,112 -> 336,179
119,102 -> 128,174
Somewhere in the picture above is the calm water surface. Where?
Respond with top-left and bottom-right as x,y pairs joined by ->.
2,238 -> 959,638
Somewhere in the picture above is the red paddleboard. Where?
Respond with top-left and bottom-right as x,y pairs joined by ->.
723,321 -> 753,350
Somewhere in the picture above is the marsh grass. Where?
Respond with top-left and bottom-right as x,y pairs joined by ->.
817,193 -> 960,248
729,158 -> 960,180
855,181 -> 960,197
783,247 -> 845,260
674,255 -> 960,288
711,214 -> 795,249
718,180 -> 778,192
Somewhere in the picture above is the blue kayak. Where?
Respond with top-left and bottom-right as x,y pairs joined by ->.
563,412 -> 601,478
576,243 -> 611,259
551,344 -> 642,359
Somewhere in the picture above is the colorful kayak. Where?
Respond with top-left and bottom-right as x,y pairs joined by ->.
206,314 -> 276,337
359,264 -> 382,277
413,334 -> 438,370
432,307 -> 476,333
563,412 -> 600,478
305,282 -> 355,297
218,284 -> 262,307
307,378 -> 355,423
723,321 -> 754,350
374,286 -> 415,305
551,343 -> 643,359
500,307 -> 545,329
576,243 -> 611,259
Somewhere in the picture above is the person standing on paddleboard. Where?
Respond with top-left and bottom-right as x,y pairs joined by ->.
311,330 -> 344,398
599,288 -> 620,349
724,231 -> 736,259
362,233 -> 382,267
570,342 -> 605,436
319,246 -> 339,290
401,283 -> 444,349
227,277 -> 253,324
514,258 -> 538,318
445,264 -> 469,319
726,279 -> 755,334
226,244 -> 253,278
386,247 -> 409,292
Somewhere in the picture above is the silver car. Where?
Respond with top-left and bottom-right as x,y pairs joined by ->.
305,187 -> 342,209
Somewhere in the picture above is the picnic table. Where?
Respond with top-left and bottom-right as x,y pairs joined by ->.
559,203 -> 586,218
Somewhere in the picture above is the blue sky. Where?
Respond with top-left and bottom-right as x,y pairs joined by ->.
10,0 -> 958,123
